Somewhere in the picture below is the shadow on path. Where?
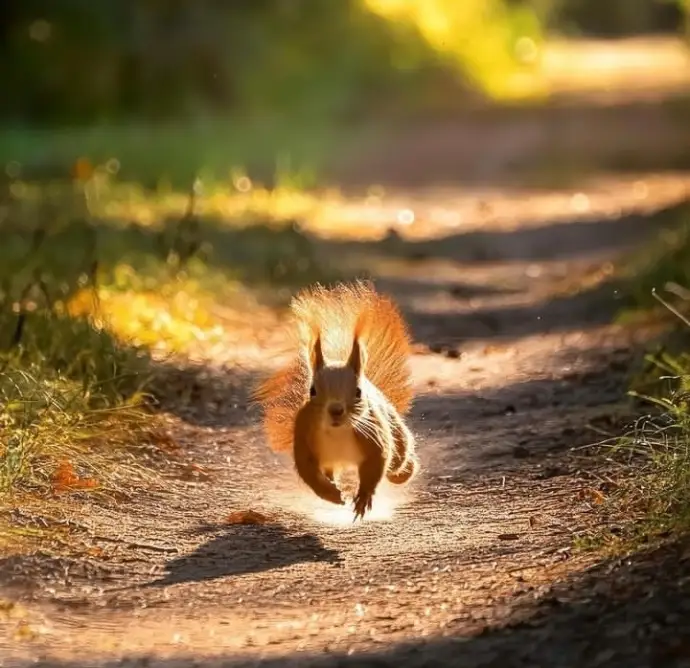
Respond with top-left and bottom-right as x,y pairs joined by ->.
146,523 -> 342,587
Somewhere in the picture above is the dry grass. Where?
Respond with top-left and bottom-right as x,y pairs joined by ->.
581,381 -> 690,554
0,322 -> 154,495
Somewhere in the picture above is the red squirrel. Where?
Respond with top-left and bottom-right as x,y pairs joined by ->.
253,280 -> 418,520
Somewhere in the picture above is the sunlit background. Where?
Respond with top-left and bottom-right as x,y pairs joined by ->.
3,1 -> 690,186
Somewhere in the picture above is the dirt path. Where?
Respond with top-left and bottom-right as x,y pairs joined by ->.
3,174 -> 690,667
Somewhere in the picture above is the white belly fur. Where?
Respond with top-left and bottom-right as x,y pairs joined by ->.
315,425 -> 363,470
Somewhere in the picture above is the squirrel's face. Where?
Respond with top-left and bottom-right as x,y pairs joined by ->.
308,335 -> 366,429
310,366 -> 363,428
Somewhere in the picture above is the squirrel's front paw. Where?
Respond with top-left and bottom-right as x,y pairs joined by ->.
323,484 -> 345,506
352,491 -> 373,521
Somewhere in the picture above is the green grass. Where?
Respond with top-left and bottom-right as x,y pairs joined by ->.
594,213 -> 690,549
0,115 -> 369,192
0,285 -> 159,497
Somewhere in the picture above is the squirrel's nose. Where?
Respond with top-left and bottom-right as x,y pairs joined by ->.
328,403 -> 345,418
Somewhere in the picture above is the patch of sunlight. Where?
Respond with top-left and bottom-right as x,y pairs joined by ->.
67,283 -> 225,352
97,178 -> 399,241
311,495 -> 398,526
309,482 -> 408,526
541,37 -> 690,95
263,463 -> 411,526
362,0 -> 548,101
101,181 -> 323,230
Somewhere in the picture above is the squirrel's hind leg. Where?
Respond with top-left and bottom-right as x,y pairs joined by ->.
386,455 -> 418,484
386,412 -> 419,485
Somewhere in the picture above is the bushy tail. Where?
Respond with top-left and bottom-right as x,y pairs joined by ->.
252,280 -> 413,453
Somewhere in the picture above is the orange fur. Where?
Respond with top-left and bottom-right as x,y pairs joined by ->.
252,280 -> 413,454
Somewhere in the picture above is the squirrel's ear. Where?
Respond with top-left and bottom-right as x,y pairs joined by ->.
347,338 -> 366,376
311,335 -> 325,372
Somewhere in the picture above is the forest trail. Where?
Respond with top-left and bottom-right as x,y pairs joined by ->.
4,169 -> 690,667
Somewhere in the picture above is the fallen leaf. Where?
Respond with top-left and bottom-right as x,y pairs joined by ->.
52,460 -> 79,491
226,510 -> 272,525
52,460 -> 99,493
590,489 -> 606,504
0,599 -> 18,617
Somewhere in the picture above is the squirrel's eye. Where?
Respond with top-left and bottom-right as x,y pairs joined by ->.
355,387 -> 362,400
309,385 -> 316,397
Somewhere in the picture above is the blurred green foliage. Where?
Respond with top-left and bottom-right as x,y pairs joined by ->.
1,1 -> 685,125
0,0 -> 466,123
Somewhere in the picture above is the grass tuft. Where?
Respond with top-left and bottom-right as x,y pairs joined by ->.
599,219 -> 690,547
0,301 -> 157,496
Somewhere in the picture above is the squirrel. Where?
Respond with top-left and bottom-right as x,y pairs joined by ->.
253,280 -> 418,520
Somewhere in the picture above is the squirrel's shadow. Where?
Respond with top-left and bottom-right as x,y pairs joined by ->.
146,522 -> 342,587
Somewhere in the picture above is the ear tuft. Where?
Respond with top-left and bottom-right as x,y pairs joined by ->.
311,335 -> 325,372
347,337 -> 366,376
